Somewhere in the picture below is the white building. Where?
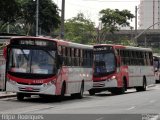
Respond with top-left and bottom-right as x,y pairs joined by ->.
138,0 -> 160,29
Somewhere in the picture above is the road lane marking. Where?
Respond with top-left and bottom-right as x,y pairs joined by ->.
149,100 -> 156,103
96,117 -> 104,120
150,115 -> 159,120
127,106 -> 136,110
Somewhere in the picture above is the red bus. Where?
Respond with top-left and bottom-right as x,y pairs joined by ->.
89,44 -> 155,95
153,55 -> 160,83
4,36 -> 93,100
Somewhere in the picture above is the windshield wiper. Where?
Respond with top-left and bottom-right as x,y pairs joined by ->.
44,50 -> 55,59
20,49 -> 29,61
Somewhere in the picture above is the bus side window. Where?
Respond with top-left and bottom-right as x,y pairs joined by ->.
149,52 -> 153,65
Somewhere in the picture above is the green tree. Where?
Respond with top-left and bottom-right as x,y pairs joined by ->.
21,0 -> 60,35
99,8 -> 134,43
64,13 -> 95,44
0,0 -> 20,31
100,9 -> 134,33
0,0 -> 60,36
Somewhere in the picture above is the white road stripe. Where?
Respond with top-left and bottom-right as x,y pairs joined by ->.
96,117 -> 104,120
149,100 -> 156,103
127,106 -> 136,110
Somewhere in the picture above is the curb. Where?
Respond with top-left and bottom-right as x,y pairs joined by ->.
147,84 -> 156,88
0,93 -> 16,99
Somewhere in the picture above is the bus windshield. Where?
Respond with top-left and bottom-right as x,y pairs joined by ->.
94,52 -> 116,76
8,48 -> 56,75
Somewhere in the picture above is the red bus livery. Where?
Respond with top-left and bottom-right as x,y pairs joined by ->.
5,36 -> 93,100
89,44 -> 155,95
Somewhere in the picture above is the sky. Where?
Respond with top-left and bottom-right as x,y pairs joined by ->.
52,0 -> 140,28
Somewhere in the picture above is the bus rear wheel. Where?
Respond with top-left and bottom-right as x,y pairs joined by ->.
58,82 -> 66,101
136,78 -> 146,92
72,82 -> 84,99
17,93 -> 24,101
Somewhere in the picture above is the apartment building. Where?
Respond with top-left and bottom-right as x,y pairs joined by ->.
139,0 -> 160,29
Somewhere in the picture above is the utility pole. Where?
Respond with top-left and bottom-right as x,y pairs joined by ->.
153,0 -> 155,29
36,0 -> 39,36
158,0 -> 160,29
135,6 -> 138,45
60,0 -> 65,39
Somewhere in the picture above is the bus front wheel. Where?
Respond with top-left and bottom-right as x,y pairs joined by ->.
17,93 -> 24,101
136,78 -> 146,92
89,90 -> 95,96
58,82 -> 66,101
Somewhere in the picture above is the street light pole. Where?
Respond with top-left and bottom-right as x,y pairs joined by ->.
134,21 -> 160,40
135,6 -> 138,45
134,21 -> 160,47
36,0 -> 39,36
60,0 -> 65,39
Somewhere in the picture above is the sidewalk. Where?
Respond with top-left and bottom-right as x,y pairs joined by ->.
0,91 -> 16,98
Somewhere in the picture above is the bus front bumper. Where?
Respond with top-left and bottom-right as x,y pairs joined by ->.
6,81 -> 56,95
92,79 -> 118,88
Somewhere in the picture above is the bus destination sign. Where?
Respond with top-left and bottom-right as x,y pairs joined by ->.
94,46 -> 113,52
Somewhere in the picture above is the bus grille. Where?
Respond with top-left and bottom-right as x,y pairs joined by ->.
93,82 -> 105,87
19,87 -> 40,92
17,82 -> 43,85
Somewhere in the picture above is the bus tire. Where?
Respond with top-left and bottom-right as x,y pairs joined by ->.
136,77 -> 146,92
111,80 -> 126,95
118,79 -> 126,94
75,81 -> 84,99
57,82 -> 66,101
89,90 -> 95,96
17,93 -> 24,101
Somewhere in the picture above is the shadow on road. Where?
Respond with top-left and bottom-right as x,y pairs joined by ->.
16,95 -> 93,104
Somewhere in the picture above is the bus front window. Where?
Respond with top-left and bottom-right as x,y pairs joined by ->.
94,52 -> 116,76
9,48 -> 56,75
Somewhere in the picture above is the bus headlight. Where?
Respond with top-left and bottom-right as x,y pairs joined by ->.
111,76 -> 116,79
43,80 -> 56,87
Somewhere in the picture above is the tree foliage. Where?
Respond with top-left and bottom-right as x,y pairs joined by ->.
0,0 -> 20,31
99,9 -> 134,33
20,0 -> 60,35
0,0 -> 60,36
64,13 -> 95,44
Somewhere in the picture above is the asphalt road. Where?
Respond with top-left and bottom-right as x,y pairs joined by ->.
0,84 -> 160,119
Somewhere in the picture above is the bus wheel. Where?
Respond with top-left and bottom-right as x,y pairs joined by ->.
111,81 -> 125,95
136,78 -> 146,92
76,82 -> 84,99
117,80 -> 126,94
89,90 -> 95,96
58,82 -> 66,101
17,93 -> 24,101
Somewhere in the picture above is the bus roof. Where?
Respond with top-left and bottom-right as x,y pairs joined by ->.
94,44 -> 152,52
9,36 -> 93,50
